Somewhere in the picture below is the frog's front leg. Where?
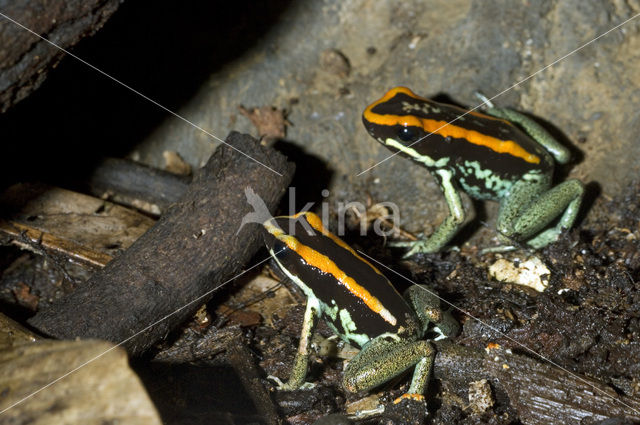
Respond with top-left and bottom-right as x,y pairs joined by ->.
343,336 -> 435,402
395,169 -> 466,257
270,298 -> 320,390
497,177 -> 584,249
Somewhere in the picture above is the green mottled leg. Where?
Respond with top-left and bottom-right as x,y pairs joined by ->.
404,285 -> 459,339
343,337 -> 434,400
407,356 -> 431,395
269,299 -> 319,390
476,93 -> 570,164
497,178 -> 584,249
393,169 -> 465,256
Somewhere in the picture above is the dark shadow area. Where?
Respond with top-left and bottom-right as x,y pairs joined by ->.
431,93 -> 468,109
577,180 -> 601,227
272,139 -> 334,214
135,362 -> 269,425
0,0 -> 293,189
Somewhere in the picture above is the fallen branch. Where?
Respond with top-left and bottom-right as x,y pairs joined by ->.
29,132 -> 295,356
88,158 -> 190,213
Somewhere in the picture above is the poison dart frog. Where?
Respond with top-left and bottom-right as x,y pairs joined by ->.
263,212 -> 458,406
362,87 -> 584,256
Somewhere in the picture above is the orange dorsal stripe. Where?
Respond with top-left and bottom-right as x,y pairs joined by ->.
266,216 -> 396,325
300,212 -> 383,275
363,87 -> 540,164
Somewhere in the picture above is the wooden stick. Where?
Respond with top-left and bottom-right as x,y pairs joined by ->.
29,132 -> 295,356
87,157 -> 190,213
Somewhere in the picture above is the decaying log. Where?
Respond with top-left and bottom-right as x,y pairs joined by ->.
433,340 -> 640,424
0,0 -> 121,112
28,132 -> 295,356
88,158 -> 190,214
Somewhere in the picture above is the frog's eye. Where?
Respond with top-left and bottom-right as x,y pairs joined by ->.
398,126 -> 417,143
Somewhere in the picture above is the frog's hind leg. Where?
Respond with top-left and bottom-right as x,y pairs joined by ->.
343,337 -> 435,400
497,178 -> 584,249
404,285 -> 459,339
475,93 -> 570,164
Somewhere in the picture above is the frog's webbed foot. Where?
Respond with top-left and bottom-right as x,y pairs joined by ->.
267,375 -> 316,391
394,240 -> 461,258
348,405 -> 385,420
387,239 -> 418,248
387,238 -> 442,258
349,393 -> 427,423
525,226 -> 567,249
403,241 -> 437,258
480,244 -> 517,254
480,230 -> 530,254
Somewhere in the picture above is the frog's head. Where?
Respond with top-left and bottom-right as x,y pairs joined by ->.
362,86 -> 430,148
262,212 -> 323,258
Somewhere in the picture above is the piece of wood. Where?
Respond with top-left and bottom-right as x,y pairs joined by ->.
433,341 -> 640,424
28,132 -> 295,355
0,219 -> 114,268
0,183 -> 156,268
88,158 -> 190,214
0,0 -> 121,112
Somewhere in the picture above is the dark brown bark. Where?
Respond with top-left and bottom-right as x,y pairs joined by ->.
29,132 -> 295,356
88,158 -> 190,212
0,0 -> 121,112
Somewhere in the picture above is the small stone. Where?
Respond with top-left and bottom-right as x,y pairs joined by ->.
489,256 -> 550,292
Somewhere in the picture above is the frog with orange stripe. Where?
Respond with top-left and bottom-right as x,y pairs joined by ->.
362,87 -> 584,256
263,212 -> 458,409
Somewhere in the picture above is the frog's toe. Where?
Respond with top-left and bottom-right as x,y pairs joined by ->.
267,375 -> 289,390
403,245 -> 423,258
267,375 -> 314,391
388,240 -> 415,248
480,244 -> 517,254
402,241 -> 440,257
526,227 -> 563,249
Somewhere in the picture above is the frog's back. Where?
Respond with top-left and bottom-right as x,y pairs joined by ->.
265,213 -> 417,348
363,87 -> 555,199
